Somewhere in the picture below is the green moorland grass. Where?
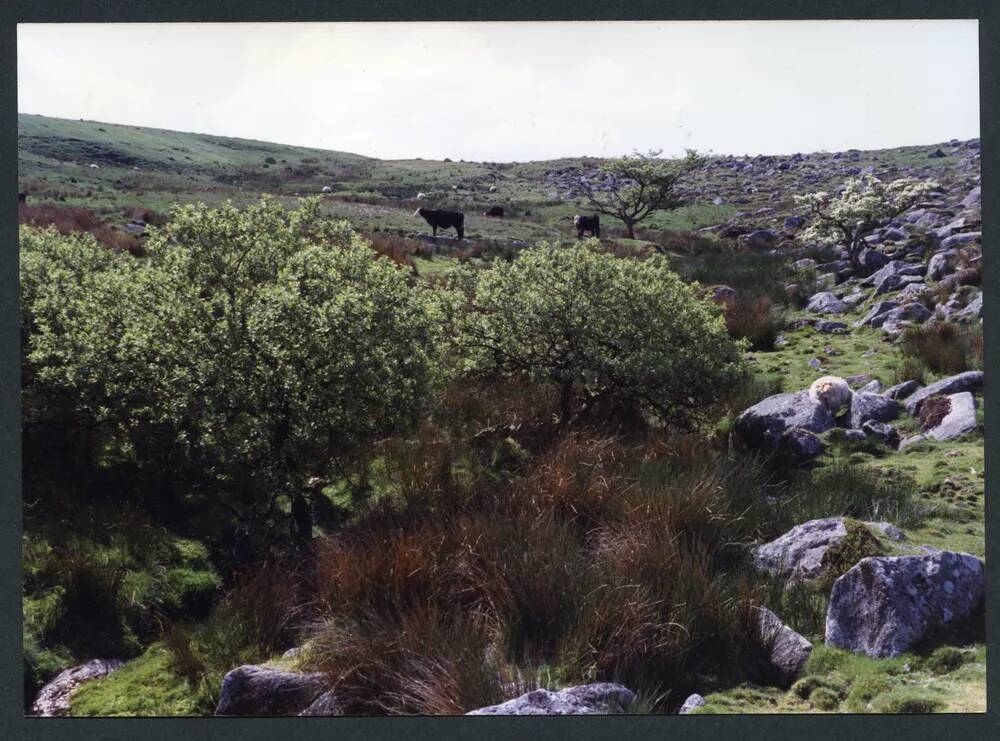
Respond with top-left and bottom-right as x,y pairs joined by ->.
693,644 -> 986,714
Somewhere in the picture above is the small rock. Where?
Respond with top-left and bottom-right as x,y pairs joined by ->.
467,683 -> 636,715
31,659 -> 125,717
758,607 -> 813,685
678,693 -> 706,714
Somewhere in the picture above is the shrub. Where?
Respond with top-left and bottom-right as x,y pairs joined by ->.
900,322 -> 983,375
922,646 -> 971,675
723,294 -> 782,351
809,686 -> 841,711
819,519 -> 887,582
892,354 -> 928,387
441,241 -> 747,429
871,688 -> 944,713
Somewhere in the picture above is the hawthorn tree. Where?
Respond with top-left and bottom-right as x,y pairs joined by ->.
794,175 -> 939,269
21,198 -> 438,549
581,149 -> 708,240
440,240 -> 747,430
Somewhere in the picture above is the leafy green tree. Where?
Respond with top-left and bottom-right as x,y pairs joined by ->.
440,240 -> 747,429
581,149 -> 707,240
794,175 -> 939,269
21,198 -> 438,545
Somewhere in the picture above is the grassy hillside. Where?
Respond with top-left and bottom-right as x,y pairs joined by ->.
19,114 -> 984,717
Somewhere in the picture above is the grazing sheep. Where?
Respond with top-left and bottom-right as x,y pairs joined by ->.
321,185 -> 332,193
808,376 -> 852,413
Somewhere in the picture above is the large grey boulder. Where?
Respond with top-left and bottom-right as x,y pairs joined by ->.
954,293 -> 982,322
806,292 -> 847,314
754,518 -> 848,582
941,231 -> 981,250
864,260 -> 926,295
884,379 -> 920,400
30,659 -> 126,717
732,392 -> 836,455
862,420 -> 900,448
960,186 -> 981,209
903,371 -> 984,415
467,683 -> 636,715
299,690 -> 342,716
927,249 -> 957,281
825,552 -> 985,658
924,392 -> 978,441
849,392 -> 901,429
215,665 -> 328,716
854,300 -> 899,329
758,607 -> 813,685
877,302 -> 933,329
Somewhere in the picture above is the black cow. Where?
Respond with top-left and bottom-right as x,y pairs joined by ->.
574,214 -> 600,238
18,192 -> 27,204
483,206 -> 505,218
414,207 -> 464,239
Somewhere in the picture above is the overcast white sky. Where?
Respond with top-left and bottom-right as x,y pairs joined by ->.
18,21 -> 980,161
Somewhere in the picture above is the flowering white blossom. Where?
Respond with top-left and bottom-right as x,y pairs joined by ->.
793,175 -> 939,267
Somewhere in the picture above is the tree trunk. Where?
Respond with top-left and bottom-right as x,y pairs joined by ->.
558,379 -> 574,426
624,220 -> 636,240
291,491 -> 312,551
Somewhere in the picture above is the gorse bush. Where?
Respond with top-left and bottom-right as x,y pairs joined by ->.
440,240 -> 747,429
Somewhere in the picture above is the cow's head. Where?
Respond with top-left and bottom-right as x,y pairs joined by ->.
573,215 -> 582,227
413,208 -> 424,217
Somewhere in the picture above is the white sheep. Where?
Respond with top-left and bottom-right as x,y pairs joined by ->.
808,375 -> 852,413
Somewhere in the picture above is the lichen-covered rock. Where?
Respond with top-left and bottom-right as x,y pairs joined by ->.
903,371 -> 984,415
732,391 -> 836,453
861,420 -> 900,448
884,379 -> 920,400
756,518 -> 846,581
923,392 -> 978,441
754,518 -> 887,583
467,683 -> 636,715
854,300 -> 900,329
678,693 -> 706,714
31,659 -> 125,717
215,665 -> 328,716
806,291 -> 847,314
299,690 -> 342,716
826,552 -> 985,658
758,607 -> 813,685
849,392 -> 900,429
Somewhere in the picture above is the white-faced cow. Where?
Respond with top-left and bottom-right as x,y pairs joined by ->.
483,206 -> 504,218
414,207 -> 464,240
574,214 -> 600,239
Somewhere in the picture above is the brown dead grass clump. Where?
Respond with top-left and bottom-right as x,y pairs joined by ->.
724,294 -> 780,351
19,202 -> 144,254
